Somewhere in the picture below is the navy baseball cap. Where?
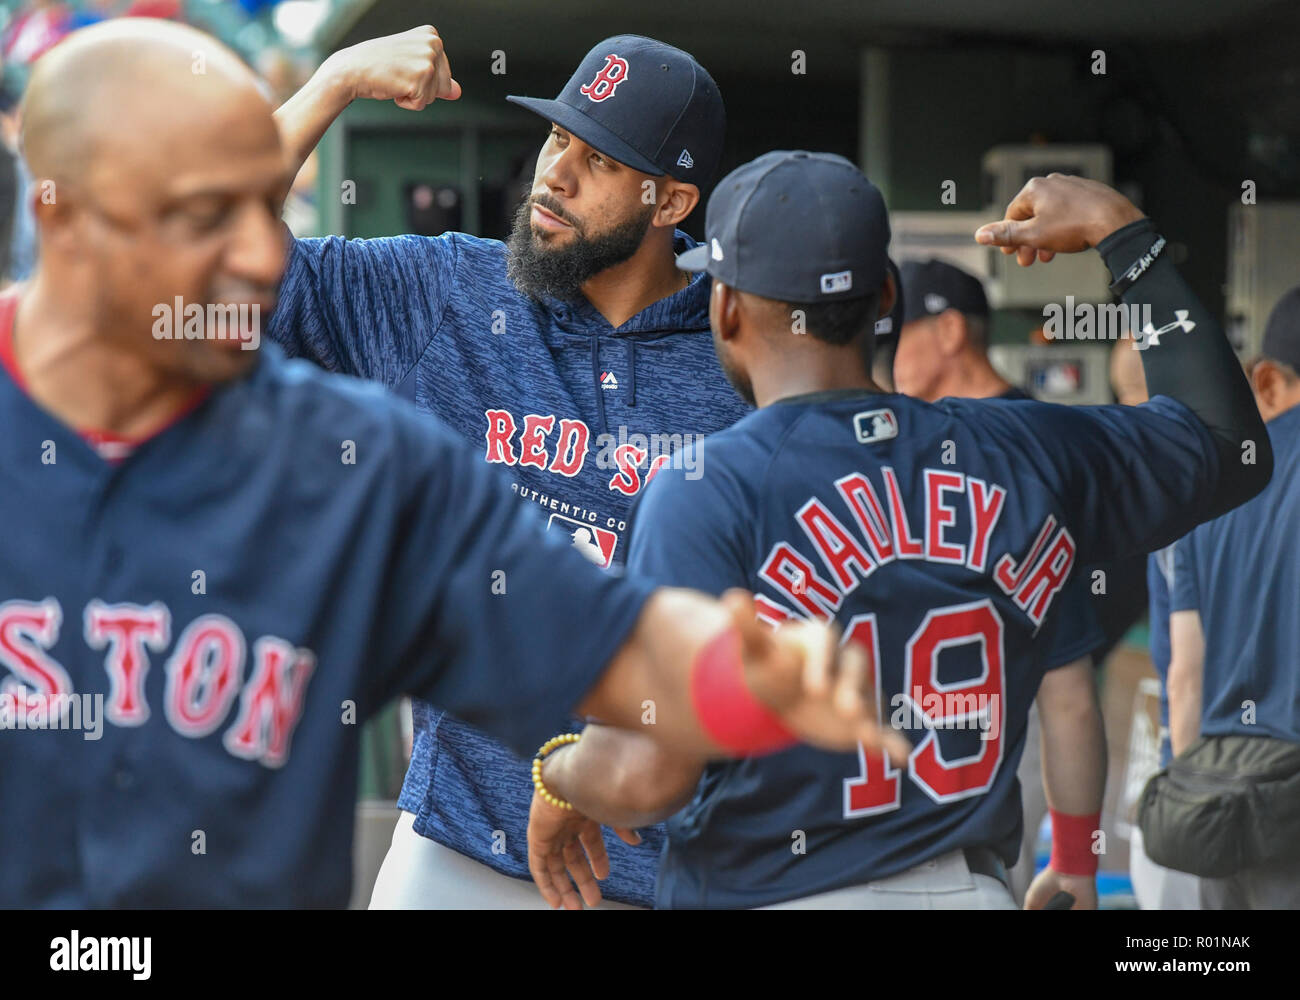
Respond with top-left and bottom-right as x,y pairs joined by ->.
507,35 -> 724,184
1261,285 -> 1300,371
676,150 -> 891,304
899,259 -> 989,325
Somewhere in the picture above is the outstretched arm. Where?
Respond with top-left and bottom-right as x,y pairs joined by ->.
273,26 -> 461,184
575,588 -> 911,762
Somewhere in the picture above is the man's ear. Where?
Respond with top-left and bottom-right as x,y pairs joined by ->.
1250,360 -> 1284,419
877,272 -> 896,321
713,281 -> 741,341
652,177 -> 700,229
935,309 -> 967,356
31,177 -> 80,252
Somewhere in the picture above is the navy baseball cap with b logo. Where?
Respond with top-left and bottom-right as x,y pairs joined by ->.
507,35 -> 725,184
676,150 -> 891,304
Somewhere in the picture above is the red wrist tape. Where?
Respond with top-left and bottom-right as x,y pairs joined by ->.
690,627 -> 798,756
1049,809 -> 1101,876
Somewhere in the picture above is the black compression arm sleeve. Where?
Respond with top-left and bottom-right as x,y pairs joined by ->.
1098,218 -> 1273,518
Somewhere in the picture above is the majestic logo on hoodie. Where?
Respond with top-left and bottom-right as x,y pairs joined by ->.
600,371 -> 619,391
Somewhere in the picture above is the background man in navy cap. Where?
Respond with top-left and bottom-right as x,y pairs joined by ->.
893,258 -> 1010,401
525,155 -> 1268,909
894,258 -> 1105,906
1165,285 -> 1300,908
267,28 -> 750,908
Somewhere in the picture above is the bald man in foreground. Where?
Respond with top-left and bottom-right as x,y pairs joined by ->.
0,20 -> 897,907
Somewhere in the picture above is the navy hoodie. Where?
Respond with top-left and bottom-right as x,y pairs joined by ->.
267,229 -> 751,905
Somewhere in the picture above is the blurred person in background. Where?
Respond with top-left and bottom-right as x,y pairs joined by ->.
896,259 -> 1106,905
1165,287 -> 1300,909
0,87 -> 35,282
1111,337 -> 1201,909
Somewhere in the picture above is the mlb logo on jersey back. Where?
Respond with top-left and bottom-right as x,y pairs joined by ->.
547,513 -> 617,567
854,408 -> 898,444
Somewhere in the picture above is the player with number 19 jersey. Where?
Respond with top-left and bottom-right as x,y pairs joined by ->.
628,389 -> 1218,909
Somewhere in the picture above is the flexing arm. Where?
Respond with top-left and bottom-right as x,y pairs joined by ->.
273,26 -> 460,185
977,176 -> 1272,522
1024,658 -> 1106,910
1167,609 -> 1205,756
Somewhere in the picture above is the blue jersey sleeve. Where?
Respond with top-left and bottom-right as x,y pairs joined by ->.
626,456 -> 754,595
1169,532 -> 1201,614
371,408 -> 658,756
963,394 -> 1221,566
266,233 -> 458,387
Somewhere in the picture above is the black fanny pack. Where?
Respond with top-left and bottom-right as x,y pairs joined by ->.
1138,734 -> 1300,878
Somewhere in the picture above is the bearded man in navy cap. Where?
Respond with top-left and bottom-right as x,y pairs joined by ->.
268,28 -> 750,908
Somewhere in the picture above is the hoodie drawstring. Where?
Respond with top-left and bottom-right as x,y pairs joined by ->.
624,339 -> 636,407
591,336 -> 607,431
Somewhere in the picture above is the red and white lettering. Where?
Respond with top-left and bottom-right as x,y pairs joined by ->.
0,598 -> 70,708
835,472 -> 895,565
644,453 -> 671,487
1014,528 -> 1077,625
757,543 -> 841,621
838,600 -> 1007,816
579,54 -> 630,102
924,470 -> 966,565
966,477 -> 1007,573
547,418 -> 589,477
882,467 -> 923,558
483,409 -> 518,465
84,600 -> 170,727
164,615 -> 245,738
607,444 -> 646,497
796,498 -> 875,591
753,595 -> 797,628
904,600 -> 1005,801
994,515 -> 1057,594
517,413 -> 555,471
841,615 -> 902,816
223,637 -> 316,768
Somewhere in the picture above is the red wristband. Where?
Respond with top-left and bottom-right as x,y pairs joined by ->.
1048,809 -> 1101,876
690,627 -> 798,756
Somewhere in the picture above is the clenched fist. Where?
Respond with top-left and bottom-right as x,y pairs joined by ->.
325,25 -> 461,110
975,173 -> 1145,268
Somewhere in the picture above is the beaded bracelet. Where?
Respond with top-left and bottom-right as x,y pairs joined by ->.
531,732 -> 582,810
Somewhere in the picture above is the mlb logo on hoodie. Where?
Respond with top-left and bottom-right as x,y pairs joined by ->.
601,371 -> 619,391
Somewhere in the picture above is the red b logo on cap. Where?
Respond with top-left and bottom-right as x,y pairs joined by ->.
579,54 -> 629,102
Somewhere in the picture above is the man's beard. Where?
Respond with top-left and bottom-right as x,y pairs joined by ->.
506,196 -> 655,302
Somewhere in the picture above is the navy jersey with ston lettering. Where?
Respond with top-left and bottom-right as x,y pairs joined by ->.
0,290 -> 656,907
628,389 -> 1219,908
